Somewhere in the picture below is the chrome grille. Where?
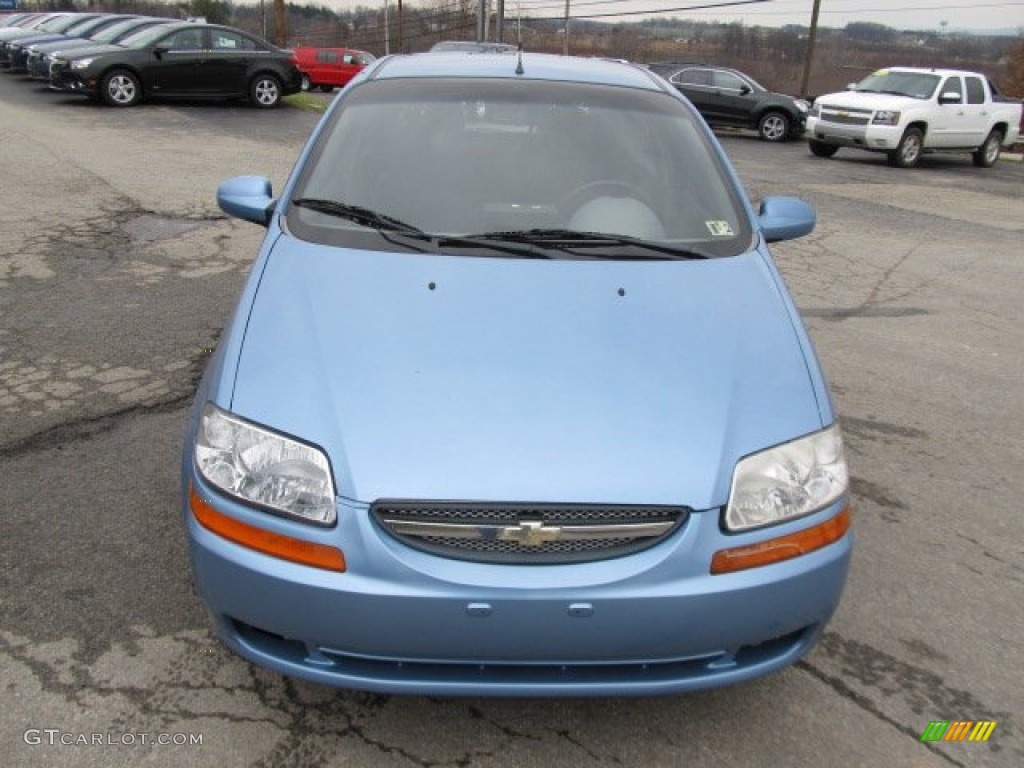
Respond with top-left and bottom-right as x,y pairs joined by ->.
818,106 -> 871,126
371,500 -> 689,564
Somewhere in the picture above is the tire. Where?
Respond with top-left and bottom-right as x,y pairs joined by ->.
318,84 -> 334,93
250,74 -> 282,109
809,139 -> 839,158
300,73 -> 311,91
757,111 -> 790,142
100,69 -> 141,107
887,127 -> 924,168
972,130 -> 1003,168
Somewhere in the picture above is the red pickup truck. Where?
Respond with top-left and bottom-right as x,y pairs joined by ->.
291,46 -> 375,92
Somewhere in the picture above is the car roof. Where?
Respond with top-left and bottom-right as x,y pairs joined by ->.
144,21 -> 270,39
881,66 -> 986,78
371,52 -> 666,91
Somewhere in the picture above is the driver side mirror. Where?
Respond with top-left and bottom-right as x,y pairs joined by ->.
938,91 -> 962,105
153,45 -> 168,59
739,85 -> 751,95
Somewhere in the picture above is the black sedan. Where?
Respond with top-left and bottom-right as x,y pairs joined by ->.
649,62 -> 809,142
48,21 -> 301,108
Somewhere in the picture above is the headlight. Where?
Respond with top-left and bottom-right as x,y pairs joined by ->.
872,110 -> 901,126
70,58 -> 94,70
195,403 -> 337,525
794,99 -> 810,113
725,424 -> 848,532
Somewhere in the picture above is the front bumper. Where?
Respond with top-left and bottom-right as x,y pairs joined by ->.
49,67 -> 93,95
8,45 -> 30,73
27,53 -> 50,80
184,470 -> 852,696
806,115 -> 903,151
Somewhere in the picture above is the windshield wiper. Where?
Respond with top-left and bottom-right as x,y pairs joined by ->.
433,234 -> 555,259
291,199 -> 552,258
291,198 -> 429,237
463,229 -> 713,260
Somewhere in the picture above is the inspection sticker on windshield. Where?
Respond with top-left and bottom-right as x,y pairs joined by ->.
706,220 -> 735,237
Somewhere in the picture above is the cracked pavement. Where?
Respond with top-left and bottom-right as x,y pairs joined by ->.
1,80 -> 1022,767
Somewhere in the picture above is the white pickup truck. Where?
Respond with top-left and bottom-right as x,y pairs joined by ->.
805,67 -> 1022,168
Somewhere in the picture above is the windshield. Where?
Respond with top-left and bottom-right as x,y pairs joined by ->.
44,15 -> 95,33
288,78 -> 751,259
855,70 -> 940,99
67,17 -> 115,36
739,72 -> 767,91
90,18 -> 153,43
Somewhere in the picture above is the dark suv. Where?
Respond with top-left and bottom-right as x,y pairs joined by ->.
649,62 -> 808,142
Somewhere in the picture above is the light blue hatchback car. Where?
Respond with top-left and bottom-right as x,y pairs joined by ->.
182,51 -> 852,696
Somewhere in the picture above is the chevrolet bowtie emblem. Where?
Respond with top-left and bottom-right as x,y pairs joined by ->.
498,520 -> 563,546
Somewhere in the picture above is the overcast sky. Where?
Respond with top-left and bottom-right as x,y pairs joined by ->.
311,0 -> 1024,32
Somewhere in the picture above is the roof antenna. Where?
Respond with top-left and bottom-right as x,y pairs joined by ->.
515,3 -> 524,75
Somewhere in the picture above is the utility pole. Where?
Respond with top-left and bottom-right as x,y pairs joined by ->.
397,0 -> 403,51
496,0 -> 504,43
384,0 -> 390,55
273,0 -> 287,49
563,0 -> 569,56
477,0 -> 488,42
799,0 -> 821,99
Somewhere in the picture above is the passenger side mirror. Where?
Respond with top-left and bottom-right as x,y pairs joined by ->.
758,196 -> 815,243
218,175 -> 275,227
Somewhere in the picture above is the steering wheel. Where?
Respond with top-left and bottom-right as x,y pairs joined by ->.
560,180 -> 665,240
560,180 -> 653,218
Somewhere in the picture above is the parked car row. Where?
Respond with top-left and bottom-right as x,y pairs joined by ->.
645,59 -> 1022,168
1,12 -> 301,108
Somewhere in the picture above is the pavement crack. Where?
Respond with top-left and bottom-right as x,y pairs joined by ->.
0,394 -> 191,459
801,631 -> 1019,765
797,659 -> 966,768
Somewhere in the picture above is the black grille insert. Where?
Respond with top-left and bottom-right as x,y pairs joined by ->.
371,500 -> 689,564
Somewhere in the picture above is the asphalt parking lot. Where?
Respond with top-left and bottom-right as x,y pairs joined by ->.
1,75 -> 1022,768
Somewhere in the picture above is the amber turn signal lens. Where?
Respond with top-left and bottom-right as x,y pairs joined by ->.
711,506 -> 851,575
189,484 -> 345,572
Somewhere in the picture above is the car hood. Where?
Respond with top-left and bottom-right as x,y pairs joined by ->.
33,37 -> 97,54
57,42 -> 125,60
817,90 -> 917,111
231,238 -> 824,510
8,33 -> 66,47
